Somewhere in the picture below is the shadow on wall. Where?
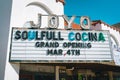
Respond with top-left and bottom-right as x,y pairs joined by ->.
0,0 -> 12,80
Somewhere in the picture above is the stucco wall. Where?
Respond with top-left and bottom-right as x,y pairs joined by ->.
10,0 -> 64,28
4,0 -> 64,80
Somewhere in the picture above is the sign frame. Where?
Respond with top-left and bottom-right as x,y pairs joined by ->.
9,27 -> 113,63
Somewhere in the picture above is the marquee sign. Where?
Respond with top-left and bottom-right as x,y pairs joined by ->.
9,28 -> 113,62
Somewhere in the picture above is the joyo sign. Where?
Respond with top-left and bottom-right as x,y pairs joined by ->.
23,14 -> 91,30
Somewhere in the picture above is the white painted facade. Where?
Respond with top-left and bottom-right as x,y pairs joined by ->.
1,0 -> 120,80
4,0 -> 64,80
91,22 -> 120,65
10,0 -> 64,28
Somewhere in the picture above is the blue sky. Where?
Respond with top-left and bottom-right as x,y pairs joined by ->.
65,0 -> 120,25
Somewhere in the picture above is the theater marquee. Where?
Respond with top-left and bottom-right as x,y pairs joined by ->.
9,28 -> 113,62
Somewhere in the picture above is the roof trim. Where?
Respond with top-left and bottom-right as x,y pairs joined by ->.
56,0 -> 65,5
92,20 -> 120,32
